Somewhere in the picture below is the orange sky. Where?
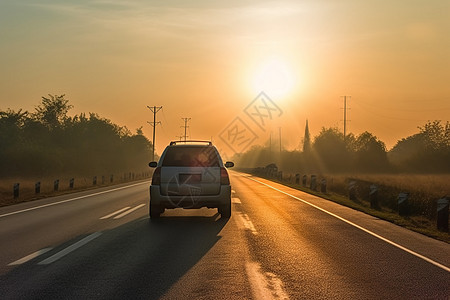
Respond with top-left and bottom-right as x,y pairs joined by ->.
1,1 -> 449,158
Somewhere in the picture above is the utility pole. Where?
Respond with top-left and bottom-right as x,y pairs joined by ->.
341,96 -> 351,140
181,117 -> 191,142
147,106 -> 162,161
279,127 -> 282,153
269,131 -> 272,154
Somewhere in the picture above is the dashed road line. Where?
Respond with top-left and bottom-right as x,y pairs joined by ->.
113,204 -> 146,219
8,248 -> 53,266
232,197 -> 242,204
38,232 -> 102,265
236,212 -> 258,235
100,207 -> 131,219
246,261 -> 289,300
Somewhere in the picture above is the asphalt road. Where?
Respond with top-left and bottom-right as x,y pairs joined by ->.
0,172 -> 449,299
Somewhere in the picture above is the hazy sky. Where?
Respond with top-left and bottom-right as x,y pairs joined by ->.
1,0 -> 449,157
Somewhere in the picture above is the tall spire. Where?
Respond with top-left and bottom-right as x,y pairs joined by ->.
303,119 -> 311,153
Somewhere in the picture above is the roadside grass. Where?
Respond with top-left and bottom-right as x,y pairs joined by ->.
245,170 -> 450,244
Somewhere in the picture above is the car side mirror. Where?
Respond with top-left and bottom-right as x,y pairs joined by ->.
149,161 -> 158,168
225,161 -> 234,168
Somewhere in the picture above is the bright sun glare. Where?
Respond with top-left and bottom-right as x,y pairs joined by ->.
251,58 -> 294,99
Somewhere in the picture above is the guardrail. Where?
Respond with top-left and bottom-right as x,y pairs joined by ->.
3,171 -> 152,206
247,167 -> 449,233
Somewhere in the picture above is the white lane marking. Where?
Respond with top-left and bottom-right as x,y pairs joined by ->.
248,177 -> 450,273
113,204 -> 146,219
100,207 -> 131,219
232,197 -> 241,204
237,212 -> 257,235
232,189 -> 236,193
8,248 -> 53,266
0,182 -> 149,219
246,261 -> 289,300
38,232 -> 102,265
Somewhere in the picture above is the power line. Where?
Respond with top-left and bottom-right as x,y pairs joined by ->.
353,101 -> 434,122
159,107 -> 169,137
354,99 -> 450,113
147,106 -> 162,161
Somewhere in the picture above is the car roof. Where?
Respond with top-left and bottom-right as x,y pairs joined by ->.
169,140 -> 213,146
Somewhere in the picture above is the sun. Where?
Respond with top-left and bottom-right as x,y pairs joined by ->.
251,58 -> 294,99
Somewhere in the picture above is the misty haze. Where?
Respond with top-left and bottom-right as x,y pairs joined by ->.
0,1 -> 449,299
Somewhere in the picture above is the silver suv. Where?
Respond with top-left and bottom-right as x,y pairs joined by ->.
148,140 -> 234,219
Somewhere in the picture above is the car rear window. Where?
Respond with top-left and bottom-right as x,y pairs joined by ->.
162,146 -> 220,167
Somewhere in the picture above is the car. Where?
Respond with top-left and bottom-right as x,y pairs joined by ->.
148,140 -> 234,219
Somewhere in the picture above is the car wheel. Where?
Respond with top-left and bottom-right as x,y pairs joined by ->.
149,202 -> 161,219
219,199 -> 231,218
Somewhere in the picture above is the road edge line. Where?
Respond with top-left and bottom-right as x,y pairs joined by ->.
0,182 -> 148,219
247,176 -> 450,273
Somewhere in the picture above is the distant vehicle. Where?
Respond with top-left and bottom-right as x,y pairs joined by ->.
148,140 -> 234,219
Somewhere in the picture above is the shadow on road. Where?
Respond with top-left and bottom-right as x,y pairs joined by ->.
0,213 -> 229,299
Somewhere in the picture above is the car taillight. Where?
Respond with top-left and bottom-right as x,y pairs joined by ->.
152,167 -> 161,185
220,167 -> 230,185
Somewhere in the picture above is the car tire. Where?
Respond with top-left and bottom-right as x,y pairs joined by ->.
219,199 -> 231,218
149,202 -> 161,219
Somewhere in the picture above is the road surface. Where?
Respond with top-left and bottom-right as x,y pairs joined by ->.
0,172 -> 449,299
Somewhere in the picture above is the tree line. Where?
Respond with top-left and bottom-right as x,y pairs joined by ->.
0,95 -> 152,178
233,120 -> 450,174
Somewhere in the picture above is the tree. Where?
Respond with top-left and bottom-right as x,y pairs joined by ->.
122,129 -> 152,170
0,109 -> 30,173
313,127 -> 352,172
389,121 -> 450,172
0,95 -> 154,177
419,120 -> 450,150
0,108 -> 29,147
354,131 -> 389,172
33,94 -> 73,129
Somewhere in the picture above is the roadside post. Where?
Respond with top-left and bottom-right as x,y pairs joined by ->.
348,181 -> 357,201
370,184 -> 379,209
69,178 -> 74,189
302,175 -> 307,187
35,181 -> 41,194
310,175 -> 317,191
437,197 -> 449,232
398,192 -> 409,216
13,183 -> 19,199
93,176 -> 97,185
295,174 -> 300,184
54,179 -> 59,191
320,178 -> 327,193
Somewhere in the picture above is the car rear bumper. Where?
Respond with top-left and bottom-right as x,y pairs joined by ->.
150,185 -> 231,209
